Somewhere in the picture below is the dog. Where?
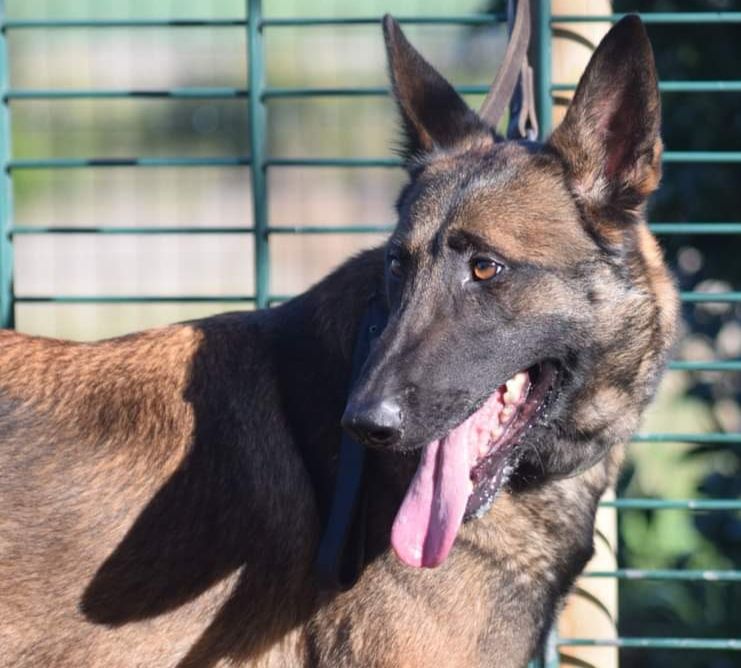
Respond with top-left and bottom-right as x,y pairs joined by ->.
0,14 -> 677,668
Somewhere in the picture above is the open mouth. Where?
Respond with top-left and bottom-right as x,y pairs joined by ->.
390,362 -> 557,569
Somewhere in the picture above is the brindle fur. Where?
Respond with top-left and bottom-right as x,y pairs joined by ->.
0,16 -> 677,668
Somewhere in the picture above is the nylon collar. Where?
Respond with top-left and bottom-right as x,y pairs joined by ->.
314,294 -> 387,591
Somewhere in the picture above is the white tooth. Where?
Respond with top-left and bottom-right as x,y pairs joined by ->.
501,405 -> 515,422
490,424 -> 503,440
478,442 -> 490,458
505,371 -> 528,402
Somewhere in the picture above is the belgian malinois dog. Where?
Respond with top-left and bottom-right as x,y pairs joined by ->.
0,14 -> 677,668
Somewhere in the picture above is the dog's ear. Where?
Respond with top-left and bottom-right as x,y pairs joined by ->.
548,16 -> 662,222
383,15 -> 489,165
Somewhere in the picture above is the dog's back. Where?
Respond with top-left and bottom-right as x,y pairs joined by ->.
0,319 -> 321,666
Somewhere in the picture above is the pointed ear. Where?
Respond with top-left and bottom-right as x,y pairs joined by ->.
383,15 -> 489,165
548,16 -> 662,221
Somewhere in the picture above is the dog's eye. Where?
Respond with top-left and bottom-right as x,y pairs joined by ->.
472,258 -> 503,282
388,257 -> 403,279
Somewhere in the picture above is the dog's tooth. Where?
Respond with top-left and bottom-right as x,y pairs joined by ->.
490,424 -> 503,441
501,404 -> 515,422
505,371 -> 529,403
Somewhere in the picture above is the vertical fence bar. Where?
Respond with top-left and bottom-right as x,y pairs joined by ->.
0,0 -> 14,329
534,0 -> 552,137
534,5 -> 558,665
543,627 -> 560,668
247,0 -> 269,309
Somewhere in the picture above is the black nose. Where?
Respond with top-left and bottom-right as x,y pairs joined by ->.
341,398 -> 403,447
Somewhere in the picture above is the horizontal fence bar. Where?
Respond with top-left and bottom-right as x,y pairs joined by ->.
266,86 -> 385,99
5,12 -> 740,34
7,152 -> 740,171
15,295 -> 255,304
267,225 -> 391,234
7,157 -> 250,169
5,157 -> 390,170
669,361 -> 741,372
553,82 -> 741,93
5,88 -> 249,100
5,13 -> 738,32
261,15 -> 505,27
3,85 -> 483,102
6,224 -> 740,237
649,223 -> 741,234
6,225 -> 390,235
264,85 -> 491,99
600,499 -> 741,511
633,433 -> 741,443
558,638 -> 741,650
266,83 -> 741,98
552,12 -> 741,24
1,19 -> 249,29
663,152 -> 741,163
7,82 -> 740,102
1,15 -> 506,30
275,224 -> 741,237
584,569 -> 741,581
267,157 -> 399,168
269,153 -> 741,166
266,83 -> 741,97
680,292 -> 741,303
8,226 -> 255,235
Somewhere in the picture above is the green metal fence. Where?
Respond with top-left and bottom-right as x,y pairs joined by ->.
0,1 -> 739,665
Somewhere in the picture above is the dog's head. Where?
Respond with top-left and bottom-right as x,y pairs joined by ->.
342,16 -> 678,568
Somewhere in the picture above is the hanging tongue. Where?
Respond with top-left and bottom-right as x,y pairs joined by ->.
390,414 -> 476,568
390,389 -> 510,568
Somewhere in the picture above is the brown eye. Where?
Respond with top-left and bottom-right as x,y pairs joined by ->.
472,258 -> 503,282
389,257 -> 403,279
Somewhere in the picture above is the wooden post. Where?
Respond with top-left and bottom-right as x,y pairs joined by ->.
547,3 -> 617,668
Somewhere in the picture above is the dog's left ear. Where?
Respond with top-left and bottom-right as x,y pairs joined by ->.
383,15 -> 489,165
548,16 -> 662,221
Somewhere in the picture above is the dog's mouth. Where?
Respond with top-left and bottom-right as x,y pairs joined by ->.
390,362 -> 557,569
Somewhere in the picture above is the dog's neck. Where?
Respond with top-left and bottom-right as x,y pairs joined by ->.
266,248 -> 387,521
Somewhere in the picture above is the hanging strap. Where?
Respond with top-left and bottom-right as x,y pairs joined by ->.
479,0 -> 539,140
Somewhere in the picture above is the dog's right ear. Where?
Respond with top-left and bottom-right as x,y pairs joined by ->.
383,15 -> 489,166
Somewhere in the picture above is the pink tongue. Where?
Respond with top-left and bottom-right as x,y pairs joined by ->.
390,416 -> 474,568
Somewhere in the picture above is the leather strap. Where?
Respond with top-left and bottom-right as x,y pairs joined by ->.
314,295 -> 387,591
479,0 -> 539,140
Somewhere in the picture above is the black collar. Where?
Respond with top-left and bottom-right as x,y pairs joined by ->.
314,294 -> 387,591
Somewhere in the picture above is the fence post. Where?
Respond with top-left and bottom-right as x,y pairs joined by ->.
247,0 -> 269,309
0,0 -> 14,329
529,3 -> 553,665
